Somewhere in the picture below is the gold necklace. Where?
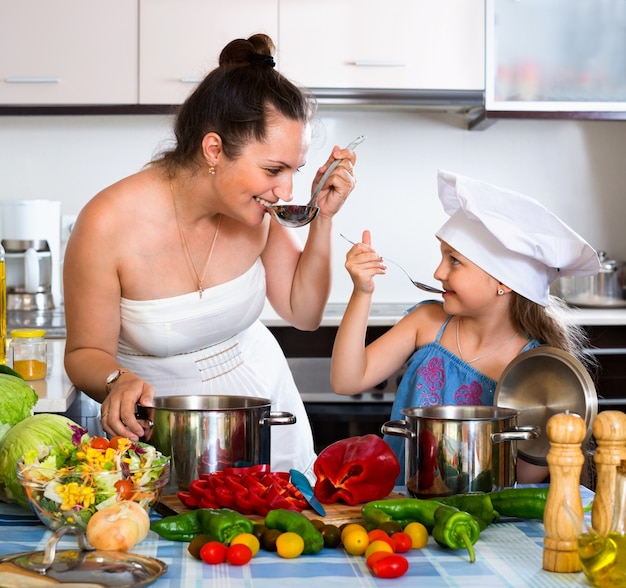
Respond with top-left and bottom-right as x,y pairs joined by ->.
170,181 -> 221,299
455,317 -> 519,364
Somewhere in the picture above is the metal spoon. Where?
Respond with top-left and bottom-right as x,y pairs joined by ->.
269,135 -> 366,228
340,234 -> 444,294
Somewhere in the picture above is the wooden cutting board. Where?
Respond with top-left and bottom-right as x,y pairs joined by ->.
157,491 -> 407,527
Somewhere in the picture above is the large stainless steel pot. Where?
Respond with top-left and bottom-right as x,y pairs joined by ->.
382,406 -> 540,497
139,395 -> 295,493
553,251 -> 626,307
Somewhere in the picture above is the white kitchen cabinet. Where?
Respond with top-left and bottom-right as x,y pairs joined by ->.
486,0 -> 626,114
277,0 -> 484,91
0,0 -> 138,105
139,0 -> 279,105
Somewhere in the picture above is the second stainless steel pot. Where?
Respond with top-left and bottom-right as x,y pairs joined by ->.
553,251 -> 626,307
139,395 -> 295,493
382,405 -> 539,498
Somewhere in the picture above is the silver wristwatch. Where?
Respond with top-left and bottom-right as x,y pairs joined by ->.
105,369 -> 127,394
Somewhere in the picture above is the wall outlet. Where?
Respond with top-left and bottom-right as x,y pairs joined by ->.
61,214 -> 77,243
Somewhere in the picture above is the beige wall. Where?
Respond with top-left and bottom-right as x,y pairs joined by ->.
1,110 -> 625,303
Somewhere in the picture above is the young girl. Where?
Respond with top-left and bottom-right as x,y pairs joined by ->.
331,170 -> 600,484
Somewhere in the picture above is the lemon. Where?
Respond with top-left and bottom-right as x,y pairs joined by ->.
342,527 -> 370,556
230,532 -> 260,556
404,521 -> 429,549
276,532 -> 305,559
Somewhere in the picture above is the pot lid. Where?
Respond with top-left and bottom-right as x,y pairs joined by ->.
0,526 -> 167,587
494,346 -> 597,466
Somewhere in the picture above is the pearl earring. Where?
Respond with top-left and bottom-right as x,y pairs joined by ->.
497,289 -> 504,296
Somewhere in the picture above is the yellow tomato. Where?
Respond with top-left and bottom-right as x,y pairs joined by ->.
364,539 -> 395,560
342,527 -> 370,556
276,532 -> 305,559
340,523 -> 367,543
230,533 -> 261,556
404,522 -> 429,549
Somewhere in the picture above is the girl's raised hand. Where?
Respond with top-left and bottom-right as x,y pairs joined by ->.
345,230 -> 387,294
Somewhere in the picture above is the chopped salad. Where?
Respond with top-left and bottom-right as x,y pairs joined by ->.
18,424 -> 170,528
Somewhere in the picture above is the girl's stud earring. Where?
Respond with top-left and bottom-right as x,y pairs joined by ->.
208,166 -> 215,175
497,288 -> 505,296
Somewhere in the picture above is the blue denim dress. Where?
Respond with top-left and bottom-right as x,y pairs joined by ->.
383,301 -> 540,482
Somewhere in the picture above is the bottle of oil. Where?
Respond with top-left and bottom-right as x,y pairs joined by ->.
578,460 -> 626,586
0,242 -> 6,364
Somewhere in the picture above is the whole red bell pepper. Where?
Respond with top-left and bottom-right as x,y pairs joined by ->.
313,434 -> 400,506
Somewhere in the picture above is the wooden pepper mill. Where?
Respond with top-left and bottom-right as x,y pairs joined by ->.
591,410 -> 626,536
542,411 -> 586,573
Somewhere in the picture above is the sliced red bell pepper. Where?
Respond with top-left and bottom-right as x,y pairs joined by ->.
178,467 -> 307,517
313,434 -> 400,506
176,491 -> 198,509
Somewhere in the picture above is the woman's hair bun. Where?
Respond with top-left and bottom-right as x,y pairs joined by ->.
219,33 -> 276,68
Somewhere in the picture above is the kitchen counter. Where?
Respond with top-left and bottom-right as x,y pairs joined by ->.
0,486 -> 595,588
262,301 -> 626,327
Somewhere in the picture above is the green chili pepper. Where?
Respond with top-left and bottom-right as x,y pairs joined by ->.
488,487 -> 548,520
150,510 -> 202,542
361,498 -> 443,531
429,492 -> 499,530
196,508 -> 254,545
264,509 -> 324,554
432,505 -> 480,563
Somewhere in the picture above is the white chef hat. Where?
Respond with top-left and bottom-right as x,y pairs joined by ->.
435,170 -> 600,306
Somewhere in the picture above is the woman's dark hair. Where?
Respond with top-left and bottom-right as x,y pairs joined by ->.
154,34 -> 315,171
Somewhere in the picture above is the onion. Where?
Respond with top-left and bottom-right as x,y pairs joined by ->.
86,500 -> 150,551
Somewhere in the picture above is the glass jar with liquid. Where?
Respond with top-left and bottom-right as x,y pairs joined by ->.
0,242 -> 5,364
9,329 -> 47,380
578,460 -> 626,586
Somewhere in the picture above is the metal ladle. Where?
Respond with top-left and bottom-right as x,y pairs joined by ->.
340,234 -> 444,294
268,135 -> 366,228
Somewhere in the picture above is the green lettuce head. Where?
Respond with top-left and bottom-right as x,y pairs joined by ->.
0,374 -> 39,445
0,414 -> 78,508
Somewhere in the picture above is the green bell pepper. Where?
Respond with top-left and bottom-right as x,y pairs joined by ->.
150,510 -> 202,542
432,504 -> 481,563
264,508 -> 324,554
361,498 -> 443,531
196,508 -> 254,545
488,487 -> 548,520
150,508 -> 253,543
429,492 -> 499,530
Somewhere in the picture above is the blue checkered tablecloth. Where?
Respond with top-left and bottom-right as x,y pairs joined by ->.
0,487 -> 595,588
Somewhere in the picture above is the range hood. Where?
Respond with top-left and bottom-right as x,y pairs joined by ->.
312,87 -> 484,111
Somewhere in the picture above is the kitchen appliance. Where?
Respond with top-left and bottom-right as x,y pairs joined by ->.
138,395 -> 296,494
0,200 -> 62,311
552,251 -> 626,308
382,405 -> 540,497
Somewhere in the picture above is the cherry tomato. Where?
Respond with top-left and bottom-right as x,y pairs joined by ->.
114,479 -> 135,500
391,531 -> 413,553
226,543 -> 253,565
91,436 -> 110,450
366,551 -> 394,570
200,541 -> 228,565
108,436 -> 127,450
370,554 -> 409,579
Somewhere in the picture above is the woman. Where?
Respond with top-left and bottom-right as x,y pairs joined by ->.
63,34 -> 358,479
331,170 -> 599,484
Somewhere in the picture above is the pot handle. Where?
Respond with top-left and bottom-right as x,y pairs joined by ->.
491,425 -> 541,444
264,411 -> 296,426
381,419 -> 415,439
